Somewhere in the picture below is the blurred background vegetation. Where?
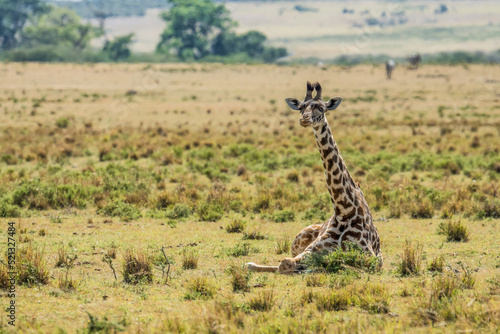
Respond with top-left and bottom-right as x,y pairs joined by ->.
0,0 -> 499,64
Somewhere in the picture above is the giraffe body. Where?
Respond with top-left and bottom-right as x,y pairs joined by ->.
246,82 -> 382,274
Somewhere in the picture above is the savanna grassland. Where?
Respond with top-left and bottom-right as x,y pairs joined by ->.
0,62 -> 500,333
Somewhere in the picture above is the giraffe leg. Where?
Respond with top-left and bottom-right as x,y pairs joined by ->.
291,223 -> 323,257
245,262 -> 278,273
246,224 -> 323,274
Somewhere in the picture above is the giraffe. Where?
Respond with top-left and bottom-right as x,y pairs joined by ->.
407,53 -> 421,70
246,82 -> 382,274
385,59 -> 396,80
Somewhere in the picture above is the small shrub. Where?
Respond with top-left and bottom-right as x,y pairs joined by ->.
166,203 -> 192,219
304,242 -> 381,274
197,202 -> 224,221
55,117 -> 70,128
122,249 -> 153,284
183,276 -> 216,300
0,199 -> 21,218
98,200 -> 142,222
17,244 -> 50,286
252,194 -> 270,213
410,199 -> 434,219
226,220 -> 246,233
181,249 -> 198,269
227,265 -> 251,292
286,171 -> 299,183
437,220 -> 469,242
38,229 -> 46,236
247,290 -> 275,311
472,198 -> 500,220
272,209 -> 295,223
427,255 -> 445,273
275,236 -> 291,255
227,243 -> 254,257
398,240 -> 422,276
58,274 -> 78,291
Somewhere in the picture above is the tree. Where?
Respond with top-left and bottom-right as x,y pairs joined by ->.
22,5 -> 102,50
0,0 -> 48,50
103,34 -> 134,61
157,0 -> 234,60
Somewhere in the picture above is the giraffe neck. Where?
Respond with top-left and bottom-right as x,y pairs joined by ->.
313,119 -> 359,221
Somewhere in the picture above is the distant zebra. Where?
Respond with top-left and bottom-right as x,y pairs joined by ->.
407,53 -> 421,70
385,60 -> 395,79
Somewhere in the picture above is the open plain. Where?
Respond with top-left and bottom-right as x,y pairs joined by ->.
0,62 -> 499,332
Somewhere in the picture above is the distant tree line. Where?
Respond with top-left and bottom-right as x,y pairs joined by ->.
0,0 -> 288,63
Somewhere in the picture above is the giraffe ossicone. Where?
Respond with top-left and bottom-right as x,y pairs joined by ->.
246,82 -> 383,274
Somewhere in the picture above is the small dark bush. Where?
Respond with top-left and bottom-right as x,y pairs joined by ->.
122,249 -> 153,284
437,220 -> 469,242
304,242 -> 381,274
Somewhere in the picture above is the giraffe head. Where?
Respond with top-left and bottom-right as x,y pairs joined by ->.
285,82 -> 342,128
278,258 -> 297,274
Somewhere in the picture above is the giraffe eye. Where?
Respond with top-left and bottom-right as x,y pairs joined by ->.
318,107 -> 325,113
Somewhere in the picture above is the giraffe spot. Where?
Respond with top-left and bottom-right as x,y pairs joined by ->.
347,231 -> 361,240
332,167 -> 340,176
323,146 -> 333,157
333,154 -> 338,163
339,162 -> 344,172
321,135 -> 328,146
323,242 -> 333,248
339,225 -> 346,233
329,137 -> 333,146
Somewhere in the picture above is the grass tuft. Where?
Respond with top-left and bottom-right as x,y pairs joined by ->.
17,243 -> 50,286
398,240 -> 422,276
122,249 -> 153,284
183,276 -> 216,300
246,290 -> 275,312
227,265 -> 251,292
437,220 -> 469,242
181,249 -> 198,270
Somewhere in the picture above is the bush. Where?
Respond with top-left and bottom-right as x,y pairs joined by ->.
473,198 -> 500,220
166,203 -> 192,219
55,117 -> 70,128
226,220 -> 246,233
0,199 -> 21,218
98,199 -> 141,222
427,255 -> 445,272
227,243 -> 255,257
183,277 -> 216,300
122,249 -> 153,284
272,209 -> 295,223
17,244 -> 50,286
304,242 -> 381,274
227,265 -> 251,292
197,202 -> 224,221
437,220 -> 469,242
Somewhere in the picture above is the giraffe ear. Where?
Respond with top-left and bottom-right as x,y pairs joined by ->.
325,97 -> 342,110
285,98 -> 301,110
